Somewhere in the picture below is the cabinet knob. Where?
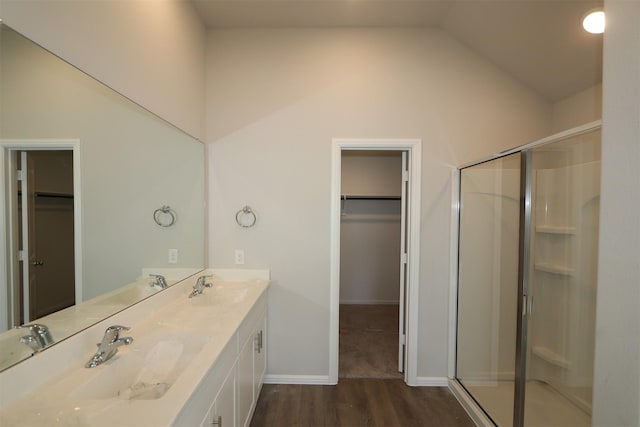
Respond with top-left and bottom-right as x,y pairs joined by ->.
211,415 -> 222,426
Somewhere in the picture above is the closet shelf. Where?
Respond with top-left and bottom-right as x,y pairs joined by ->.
534,263 -> 574,276
535,225 -> 576,235
532,346 -> 570,369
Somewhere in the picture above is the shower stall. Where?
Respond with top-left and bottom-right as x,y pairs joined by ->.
455,123 -> 601,426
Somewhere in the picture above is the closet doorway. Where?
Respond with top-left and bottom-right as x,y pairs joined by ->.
16,150 -> 75,322
0,140 -> 81,332
339,150 -> 404,379
330,139 -> 422,385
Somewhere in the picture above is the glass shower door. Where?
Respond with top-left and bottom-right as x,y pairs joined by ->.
456,153 -> 521,426
524,129 -> 601,426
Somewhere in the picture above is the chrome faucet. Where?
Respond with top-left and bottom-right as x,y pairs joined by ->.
19,323 -> 54,352
85,325 -> 133,368
188,275 -> 213,298
149,274 -> 168,289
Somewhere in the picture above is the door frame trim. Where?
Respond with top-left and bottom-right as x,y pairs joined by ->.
329,138 -> 422,385
0,139 -> 82,330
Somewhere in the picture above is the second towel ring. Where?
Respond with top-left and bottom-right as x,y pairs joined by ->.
154,205 -> 177,227
236,206 -> 257,228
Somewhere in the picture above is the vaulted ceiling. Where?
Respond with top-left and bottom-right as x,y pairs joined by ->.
191,0 -> 603,103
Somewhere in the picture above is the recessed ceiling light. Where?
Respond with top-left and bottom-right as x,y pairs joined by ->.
582,9 -> 605,34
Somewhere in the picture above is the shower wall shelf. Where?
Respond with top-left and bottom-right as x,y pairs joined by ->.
532,346 -> 570,369
534,263 -> 575,276
535,225 -> 576,235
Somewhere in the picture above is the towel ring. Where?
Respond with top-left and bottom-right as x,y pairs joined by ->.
154,205 -> 176,227
236,206 -> 257,228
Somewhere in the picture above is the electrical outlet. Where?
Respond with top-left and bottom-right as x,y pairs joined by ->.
168,248 -> 178,264
234,249 -> 245,265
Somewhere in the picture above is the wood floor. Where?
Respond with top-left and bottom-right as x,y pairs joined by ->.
250,305 -> 474,426
250,379 -> 475,427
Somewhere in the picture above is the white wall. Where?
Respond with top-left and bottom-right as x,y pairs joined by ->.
0,0 -> 206,140
206,28 -> 551,380
593,0 -> 640,425
341,151 -> 402,196
551,83 -> 602,133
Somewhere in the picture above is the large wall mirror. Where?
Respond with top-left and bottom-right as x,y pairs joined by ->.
0,24 -> 205,371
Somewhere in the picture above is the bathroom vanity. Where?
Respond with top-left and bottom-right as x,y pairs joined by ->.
0,269 -> 269,427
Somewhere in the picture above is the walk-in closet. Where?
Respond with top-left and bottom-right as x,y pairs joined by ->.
455,123 -> 601,426
339,150 -> 403,379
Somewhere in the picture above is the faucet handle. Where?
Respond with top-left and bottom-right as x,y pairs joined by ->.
106,325 -> 130,333
20,335 -> 41,352
18,323 -> 54,350
100,325 -> 130,343
197,274 -> 213,286
149,274 -> 168,289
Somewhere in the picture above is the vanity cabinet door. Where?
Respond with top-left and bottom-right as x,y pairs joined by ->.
211,366 -> 236,427
198,402 -> 215,427
237,309 -> 267,427
237,334 -> 254,427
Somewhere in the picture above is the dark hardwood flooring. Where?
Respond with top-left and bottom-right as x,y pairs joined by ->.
250,379 -> 475,427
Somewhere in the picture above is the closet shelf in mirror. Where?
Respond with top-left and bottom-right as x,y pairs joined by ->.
17,191 -> 74,199
535,225 -> 576,234
35,192 -> 74,199
534,263 -> 575,276
340,194 -> 401,200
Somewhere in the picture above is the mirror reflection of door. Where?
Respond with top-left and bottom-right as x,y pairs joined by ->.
17,150 -> 75,323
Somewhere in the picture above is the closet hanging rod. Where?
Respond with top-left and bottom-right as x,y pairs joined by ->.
340,194 -> 401,200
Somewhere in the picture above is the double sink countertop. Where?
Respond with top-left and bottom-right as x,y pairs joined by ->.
0,269 -> 269,426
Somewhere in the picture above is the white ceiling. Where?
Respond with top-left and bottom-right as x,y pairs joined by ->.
191,0 -> 604,102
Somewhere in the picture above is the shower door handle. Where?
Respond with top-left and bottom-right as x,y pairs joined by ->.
523,295 -> 534,316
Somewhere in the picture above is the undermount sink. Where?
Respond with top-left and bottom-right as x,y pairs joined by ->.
71,334 -> 206,401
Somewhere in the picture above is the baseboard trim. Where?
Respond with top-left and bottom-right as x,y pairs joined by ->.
448,379 -> 495,427
264,374 -> 335,385
458,371 -> 515,384
264,375 -> 451,388
411,376 -> 449,387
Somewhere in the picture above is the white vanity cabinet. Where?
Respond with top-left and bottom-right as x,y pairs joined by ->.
177,293 -> 267,427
